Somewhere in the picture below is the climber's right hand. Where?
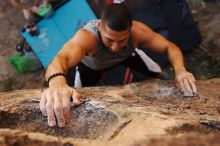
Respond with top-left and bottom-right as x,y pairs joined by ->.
40,81 -> 80,127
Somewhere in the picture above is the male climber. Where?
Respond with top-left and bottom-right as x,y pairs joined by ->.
40,4 -> 197,127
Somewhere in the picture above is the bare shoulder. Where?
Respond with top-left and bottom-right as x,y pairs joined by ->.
69,28 -> 99,53
131,21 -> 156,46
131,21 -> 154,38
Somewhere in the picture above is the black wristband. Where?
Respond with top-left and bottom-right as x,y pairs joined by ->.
45,72 -> 66,87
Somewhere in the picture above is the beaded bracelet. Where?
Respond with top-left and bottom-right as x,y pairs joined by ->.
45,72 -> 66,87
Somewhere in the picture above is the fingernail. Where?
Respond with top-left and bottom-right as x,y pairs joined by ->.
74,99 -> 80,105
194,89 -> 197,94
184,92 -> 189,97
66,116 -> 70,123
190,90 -> 194,96
59,122 -> 65,127
66,119 -> 70,123
49,121 -> 55,127
187,91 -> 191,96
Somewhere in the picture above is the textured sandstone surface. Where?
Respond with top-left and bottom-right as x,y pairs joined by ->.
0,79 -> 220,146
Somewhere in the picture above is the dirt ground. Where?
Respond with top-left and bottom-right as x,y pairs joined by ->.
0,0 -> 220,92
0,0 -> 45,92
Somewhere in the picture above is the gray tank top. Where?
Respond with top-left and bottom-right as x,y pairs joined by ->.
81,20 -> 134,70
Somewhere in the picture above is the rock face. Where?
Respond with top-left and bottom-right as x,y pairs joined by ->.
0,79 -> 220,146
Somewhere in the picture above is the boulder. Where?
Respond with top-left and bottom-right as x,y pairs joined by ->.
0,79 -> 220,146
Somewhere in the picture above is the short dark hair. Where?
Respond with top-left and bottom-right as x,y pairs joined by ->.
101,3 -> 132,31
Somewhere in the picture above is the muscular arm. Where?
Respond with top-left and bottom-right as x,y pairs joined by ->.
40,29 -> 98,127
132,21 -> 184,72
46,29 -> 98,85
132,21 -> 197,96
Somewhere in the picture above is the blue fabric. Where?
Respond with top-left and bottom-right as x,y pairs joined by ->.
22,0 -> 97,68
